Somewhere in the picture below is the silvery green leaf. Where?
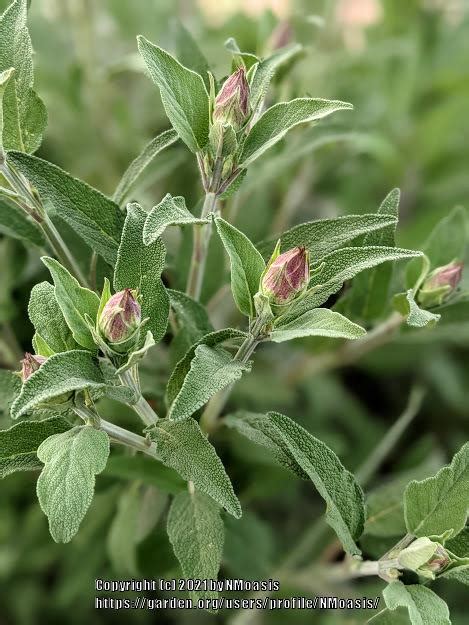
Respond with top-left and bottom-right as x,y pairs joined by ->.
167,490 -> 224,603
381,581 -> 451,625
394,289 -> 440,328
28,281 -> 79,353
271,308 -> 366,342
0,0 -> 47,152
168,289 -> 213,342
215,217 -> 265,317
167,344 -> 250,422
107,483 -> 140,575
114,202 -> 169,344
240,98 -> 353,166
37,425 -> 109,542
165,328 -> 246,408
283,246 -> 422,320
0,368 -> 20,414
404,442 -> 469,539
11,350 -> 106,419
42,257 -> 100,350
7,151 -> 124,265
112,129 -> 179,205
0,196 -> 44,246
104,455 -> 185,494
258,212 -> 398,259
0,416 -> 70,478
0,66 -> 15,153
173,21 -> 210,89
225,411 -> 365,555
32,332 -> 55,357
137,36 -> 209,152
369,607 -> 412,624
151,418 -> 241,518
143,193 -> 209,245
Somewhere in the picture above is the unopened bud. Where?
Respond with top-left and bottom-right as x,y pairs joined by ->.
213,68 -> 250,129
99,289 -> 141,345
418,260 -> 463,308
398,537 -> 451,579
261,244 -> 310,306
20,353 -> 47,382
421,544 -> 451,575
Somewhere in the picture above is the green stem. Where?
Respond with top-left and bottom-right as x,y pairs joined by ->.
119,366 -> 158,427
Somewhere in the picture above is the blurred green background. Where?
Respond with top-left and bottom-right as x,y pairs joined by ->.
1,0 -> 468,623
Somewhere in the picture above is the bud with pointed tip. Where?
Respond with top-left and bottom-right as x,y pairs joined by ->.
418,260 -> 463,308
422,544 -> 451,575
20,353 -> 47,382
261,244 -> 310,307
213,67 -> 250,130
99,289 -> 141,347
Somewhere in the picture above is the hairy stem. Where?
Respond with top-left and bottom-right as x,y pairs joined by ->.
119,366 -> 159,426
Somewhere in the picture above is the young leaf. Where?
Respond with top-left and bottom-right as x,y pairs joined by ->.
271,308 -> 366,342
165,328 -> 246,408
42,257 -> 100,350
225,411 -> 365,555
137,36 -> 209,152
381,581 -> 451,625
0,66 -> 15,153
11,350 -> 107,419
28,281 -> 79,353
36,425 -> 110,543
369,607 -> 412,624
0,196 -> 44,246
7,151 -> 124,265
151,418 -> 241,518
0,416 -> 70,478
112,129 -> 179,205
143,193 -> 209,245
167,491 -> 224,602
167,344 -> 251,422
240,98 -> 353,166
404,441 -> 469,539
114,202 -> 169,344
394,289 -> 440,328
215,217 -> 265,317
258,213 -> 398,259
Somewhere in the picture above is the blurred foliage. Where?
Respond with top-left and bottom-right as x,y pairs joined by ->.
1,0 -> 469,623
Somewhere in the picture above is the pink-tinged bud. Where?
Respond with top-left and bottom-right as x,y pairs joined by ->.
418,261 -> 463,308
213,67 -> 250,129
268,21 -> 294,51
261,246 -> 310,306
99,289 -> 141,344
423,544 -> 451,574
20,353 -> 47,382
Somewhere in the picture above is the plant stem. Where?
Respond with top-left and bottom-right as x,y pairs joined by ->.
119,366 -> 159,426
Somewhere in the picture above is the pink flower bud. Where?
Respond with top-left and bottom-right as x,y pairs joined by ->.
20,353 -> 47,382
424,544 -> 451,574
99,289 -> 141,344
261,246 -> 310,306
213,67 -> 250,129
418,261 -> 463,308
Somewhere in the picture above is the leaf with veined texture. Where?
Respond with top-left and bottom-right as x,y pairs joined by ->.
376,582 -> 451,625
272,308 -> 365,342
143,193 -> 209,245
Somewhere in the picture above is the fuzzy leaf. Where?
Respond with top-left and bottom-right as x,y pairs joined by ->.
272,308 -> 366,342
165,328 -> 246,408
226,411 -> 365,555
259,213 -> 398,259
28,281 -> 79,353
7,151 -> 123,265
394,289 -> 440,328
37,425 -> 109,542
369,608 -> 412,624
114,202 -> 169,344
0,368 -> 21,414
168,344 -> 250,422
240,98 -> 353,166
11,350 -> 106,419
137,36 -> 209,152
107,483 -> 141,575
143,193 -> 209,245
405,442 -> 469,539
113,129 -> 178,205
167,491 -> 224,602
381,581 -> 451,625
0,416 -> 70,478
0,196 -> 44,246
215,217 -> 265,317
42,257 -> 99,350
151,418 -> 241,518
168,288 -> 212,343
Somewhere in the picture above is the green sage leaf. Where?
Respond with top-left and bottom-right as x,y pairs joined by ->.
393,289 -> 440,328
42,257 -> 99,350
173,20 -> 210,89
0,368 -> 21,414
114,202 -> 169,344
37,425 -> 110,542
167,490 -> 224,603
272,308 -> 366,342
137,36 -> 210,152
143,193 -> 209,245
381,581 -> 451,625
0,196 -> 44,246
215,217 -> 265,317
240,98 -> 353,166
8,151 -> 124,265
0,416 -> 70,478
225,411 -> 365,555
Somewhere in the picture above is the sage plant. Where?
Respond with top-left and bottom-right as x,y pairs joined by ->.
0,1 -> 468,622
